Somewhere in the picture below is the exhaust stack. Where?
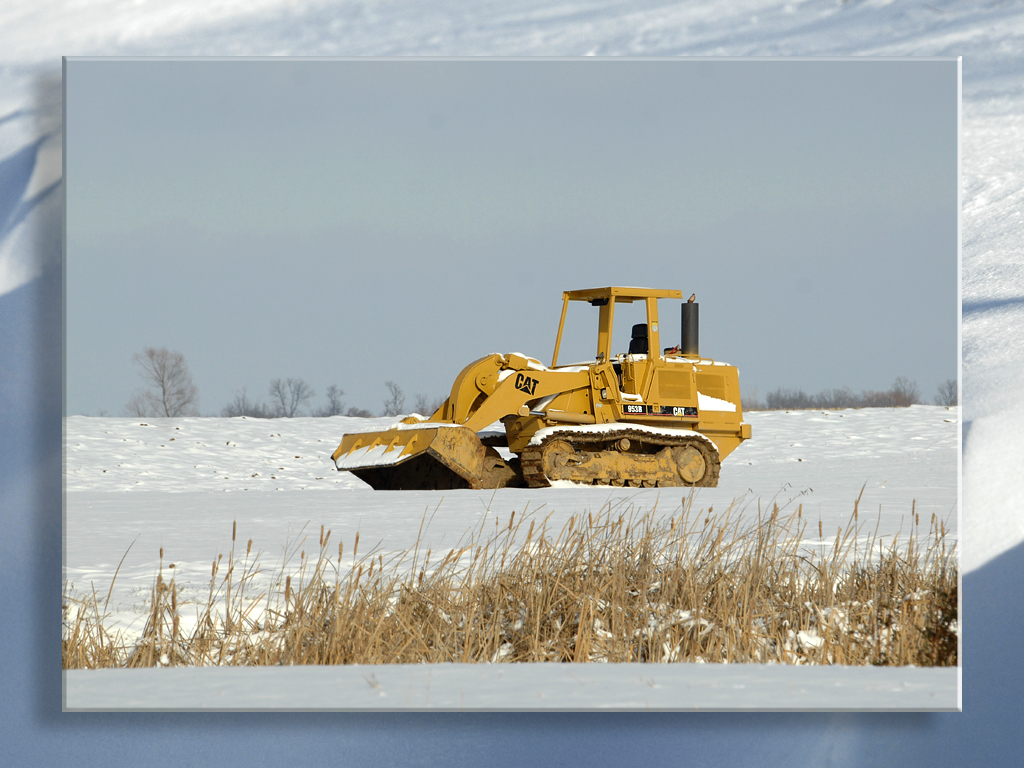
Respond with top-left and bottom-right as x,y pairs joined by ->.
681,302 -> 699,356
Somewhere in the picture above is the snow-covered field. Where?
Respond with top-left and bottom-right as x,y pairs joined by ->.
63,406 -> 959,709
66,406 -> 959,499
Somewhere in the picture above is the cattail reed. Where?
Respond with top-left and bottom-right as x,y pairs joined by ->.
63,499 -> 957,669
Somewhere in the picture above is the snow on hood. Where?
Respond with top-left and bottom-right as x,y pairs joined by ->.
698,392 -> 737,412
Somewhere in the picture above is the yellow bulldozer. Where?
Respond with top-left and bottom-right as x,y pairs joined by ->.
331,287 -> 751,490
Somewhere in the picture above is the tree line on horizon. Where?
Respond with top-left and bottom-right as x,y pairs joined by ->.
122,347 -> 444,419
742,376 -> 958,411
120,347 -> 958,419
218,379 -> 444,419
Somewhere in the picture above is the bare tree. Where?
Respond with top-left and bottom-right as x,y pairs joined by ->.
313,385 -> 346,417
124,347 -> 199,417
935,379 -> 958,406
740,387 -> 765,412
890,376 -> 921,407
345,406 -> 374,418
816,387 -> 859,410
766,387 -> 812,410
269,378 -> 315,418
222,388 -> 275,418
413,393 -> 446,416
860,388 -> 895,408
382,381 -> 406,417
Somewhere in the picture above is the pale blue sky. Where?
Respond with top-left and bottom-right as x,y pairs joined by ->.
65,58 -> 957,416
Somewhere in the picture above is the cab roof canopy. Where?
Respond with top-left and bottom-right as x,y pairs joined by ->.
564,287 -> 683,303
552,287 -> 686,367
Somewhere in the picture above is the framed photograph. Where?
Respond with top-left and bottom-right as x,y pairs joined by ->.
63,57 -> 959,711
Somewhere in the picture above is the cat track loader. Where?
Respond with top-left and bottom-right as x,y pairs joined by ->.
331,287 -> 751,490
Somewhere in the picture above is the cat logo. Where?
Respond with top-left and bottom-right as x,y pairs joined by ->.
514,373 -> 539,396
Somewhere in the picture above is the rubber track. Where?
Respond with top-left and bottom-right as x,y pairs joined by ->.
520,427 -> 721,489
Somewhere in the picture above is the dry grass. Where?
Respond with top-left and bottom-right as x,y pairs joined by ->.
63,495 -> 958,669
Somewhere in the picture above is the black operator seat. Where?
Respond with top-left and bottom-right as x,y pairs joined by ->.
628,323 -> 648,355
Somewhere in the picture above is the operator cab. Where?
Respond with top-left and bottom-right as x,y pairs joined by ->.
550,286 -> 696,368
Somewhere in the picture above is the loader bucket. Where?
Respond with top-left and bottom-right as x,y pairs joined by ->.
331,424 -> 520,490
